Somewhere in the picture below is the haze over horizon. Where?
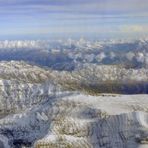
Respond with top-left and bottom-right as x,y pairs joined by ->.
0,0 -> 148,40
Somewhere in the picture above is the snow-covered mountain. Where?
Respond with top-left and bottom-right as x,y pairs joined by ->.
0,61 -> 147,148
0,39 -> 148,70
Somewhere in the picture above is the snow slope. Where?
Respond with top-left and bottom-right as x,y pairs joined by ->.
0,61 -> 147,148
34,94 -> 148,148
0,93 -> 147,148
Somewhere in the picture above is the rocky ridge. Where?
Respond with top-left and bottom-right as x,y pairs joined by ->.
0,61 -> 147,148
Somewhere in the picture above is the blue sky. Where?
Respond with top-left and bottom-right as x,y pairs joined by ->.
0,0 -> 148,40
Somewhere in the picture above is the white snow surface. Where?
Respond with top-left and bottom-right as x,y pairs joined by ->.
0,93 -> 148,148
0,61 -> 147,148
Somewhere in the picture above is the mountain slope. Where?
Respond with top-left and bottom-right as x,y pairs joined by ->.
0,61 -> 147,148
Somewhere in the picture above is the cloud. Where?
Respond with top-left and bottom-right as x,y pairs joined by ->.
120,25 -> 148,33
95,52 -> 106,62
0,0 -> 148,16
0,0 -> 148,39
136,52 -> 145,62
126,52 -> 135,61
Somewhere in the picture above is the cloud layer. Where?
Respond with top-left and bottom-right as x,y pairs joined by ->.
0,0 -> 148,39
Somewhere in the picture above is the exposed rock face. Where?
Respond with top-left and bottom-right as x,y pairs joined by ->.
34,95 -> 148,148
0,61 -> 147,148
